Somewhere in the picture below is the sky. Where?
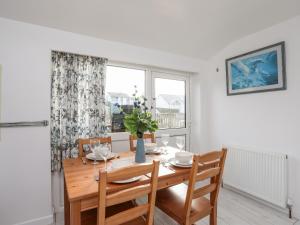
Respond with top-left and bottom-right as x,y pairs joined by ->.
155,78 -> 185,96
106,65 -> 185,97
106,66 -> 145,96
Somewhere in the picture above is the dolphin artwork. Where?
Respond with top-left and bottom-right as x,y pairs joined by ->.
230,50 -> 279,91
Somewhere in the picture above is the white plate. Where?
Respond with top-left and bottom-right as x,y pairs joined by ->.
169,158 -> 192,168
111,157 -> 135,169
176,160 -> 193,166
145,147 -> 162,154
86,152 -> 117,161
112,176 -> 142,184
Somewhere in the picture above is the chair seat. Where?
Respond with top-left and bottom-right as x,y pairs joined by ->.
156,183 -> 212,224
82,201 -> 146,225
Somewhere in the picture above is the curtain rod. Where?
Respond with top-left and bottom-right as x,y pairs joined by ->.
51,50 -> 108,61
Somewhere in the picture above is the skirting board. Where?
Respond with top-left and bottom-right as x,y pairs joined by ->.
55,206 -> 65,213
294,208 -> 300,221
12,215 -> 53,225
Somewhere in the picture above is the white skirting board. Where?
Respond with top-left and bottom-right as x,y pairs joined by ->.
294,208 -> 300,220
12,215 -> 53,225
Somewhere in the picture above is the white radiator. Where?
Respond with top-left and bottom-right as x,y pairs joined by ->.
223,146 -> 288,208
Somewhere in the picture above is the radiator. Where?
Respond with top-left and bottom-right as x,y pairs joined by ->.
223,146 -> 288,209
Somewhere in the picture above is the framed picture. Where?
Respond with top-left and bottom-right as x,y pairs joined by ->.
226,42 -> 286,95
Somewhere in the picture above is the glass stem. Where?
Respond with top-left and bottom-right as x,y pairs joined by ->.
94,164 -> 97,180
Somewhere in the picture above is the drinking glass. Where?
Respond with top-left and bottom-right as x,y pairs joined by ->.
176,136 -> 185,151
106,142 -> 112,153
161,134 -> 170,154
99,144 -> 110,171
90,139 -> 99,165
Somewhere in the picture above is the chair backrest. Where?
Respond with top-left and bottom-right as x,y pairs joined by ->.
129,133 -> 155,151
184,148 -> 227,223
97,160 -> 160,225
78,137 -> 112,157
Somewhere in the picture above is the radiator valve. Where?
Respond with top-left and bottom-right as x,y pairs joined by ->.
287,198 -> 293,219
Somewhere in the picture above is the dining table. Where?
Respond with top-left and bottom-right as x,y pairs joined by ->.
63,147 -> 192,225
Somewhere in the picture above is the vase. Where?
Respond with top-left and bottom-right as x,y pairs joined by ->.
135,138 -> 146,163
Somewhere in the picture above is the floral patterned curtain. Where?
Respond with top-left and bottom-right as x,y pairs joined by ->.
51,51 -> 107,171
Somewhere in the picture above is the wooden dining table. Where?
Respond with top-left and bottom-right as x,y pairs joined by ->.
63,148 -> 192,225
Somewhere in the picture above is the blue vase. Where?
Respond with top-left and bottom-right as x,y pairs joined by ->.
135,138 -> 146,163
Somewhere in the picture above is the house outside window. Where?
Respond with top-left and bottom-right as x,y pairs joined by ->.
105,63 -> 190,150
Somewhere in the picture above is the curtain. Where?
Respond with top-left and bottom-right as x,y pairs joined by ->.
51,51 -> 107,171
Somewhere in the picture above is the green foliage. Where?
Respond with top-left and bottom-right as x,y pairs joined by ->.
123,89 -> 158,138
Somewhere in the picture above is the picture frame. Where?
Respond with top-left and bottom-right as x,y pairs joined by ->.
226,42 -> 286,95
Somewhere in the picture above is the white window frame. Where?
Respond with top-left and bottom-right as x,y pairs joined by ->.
151,69 -> 191,151
106,61 -> 191,151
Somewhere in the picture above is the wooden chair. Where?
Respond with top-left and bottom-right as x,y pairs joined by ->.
78,137 -> 112,157
96,160 -> 160,225
129,133 -> 155,151
155,148 -> 227,225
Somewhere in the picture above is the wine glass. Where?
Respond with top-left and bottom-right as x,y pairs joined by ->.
90,139 -> 100,165
106,142 -> 112,153
161,134 -> 170,154
90,139 -> 100,180
99,143 -> 110,171
176,136 -> 185,151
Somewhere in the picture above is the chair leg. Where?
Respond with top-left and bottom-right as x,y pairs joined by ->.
210,206 -> 217,225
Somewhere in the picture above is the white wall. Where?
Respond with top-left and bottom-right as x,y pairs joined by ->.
5,12 -> 298,224
206,15 -> 300,218
0,18 -> 206,225
190,63 -> 211,152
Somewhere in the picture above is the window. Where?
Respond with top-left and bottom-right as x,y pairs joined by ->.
105,63 -> 190,151
105,65 -> 145,132
154,78 -> 186,129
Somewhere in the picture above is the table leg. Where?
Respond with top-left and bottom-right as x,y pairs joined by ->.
64,179 -> 70,225
70,201 -> 81,225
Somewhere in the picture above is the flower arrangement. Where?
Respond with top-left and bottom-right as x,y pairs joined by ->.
123,87 -> 158,138
114,86 -> 158,162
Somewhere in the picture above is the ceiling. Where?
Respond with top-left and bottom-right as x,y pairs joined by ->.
0,0 -> 300,59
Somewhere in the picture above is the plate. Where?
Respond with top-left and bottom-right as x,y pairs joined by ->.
111,157 -> 135,169
145,147 -> 162,155
169,158 -> 192,168
112,176 -> 142,184
86,152 -> 117,161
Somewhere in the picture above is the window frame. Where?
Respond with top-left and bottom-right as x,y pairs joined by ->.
106,61 -> 191,151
